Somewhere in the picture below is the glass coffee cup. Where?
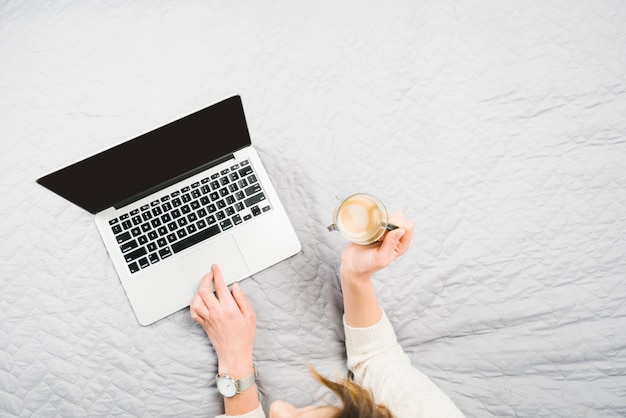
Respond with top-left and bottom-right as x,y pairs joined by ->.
327,193 -> 397,245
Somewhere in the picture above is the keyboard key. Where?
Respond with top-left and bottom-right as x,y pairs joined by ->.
124,247 -> 146,263
244,184 -> 262,196
116,231 -> 131,244
239,166 -> 253,177
139,257 -> 150,269
171,224 -> 221,253
159,248 -> 173,259
120,239 -> 139,253
220,219 -> 233,230
149,253 -> 160,264
128,262 -> 139,274
245,193 -> 266,207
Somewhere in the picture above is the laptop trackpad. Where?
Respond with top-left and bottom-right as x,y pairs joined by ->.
181,236 -> 249,286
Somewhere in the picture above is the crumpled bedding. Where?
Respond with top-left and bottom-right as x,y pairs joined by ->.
2,1 -> 626,416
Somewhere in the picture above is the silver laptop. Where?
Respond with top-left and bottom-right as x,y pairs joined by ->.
37,95 -> 301,325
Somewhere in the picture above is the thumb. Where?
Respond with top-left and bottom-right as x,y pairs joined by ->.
378,228 -> 406,261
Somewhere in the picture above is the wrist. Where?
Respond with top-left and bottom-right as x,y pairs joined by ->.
340,265 -> 372,285
218,356 -> 254,379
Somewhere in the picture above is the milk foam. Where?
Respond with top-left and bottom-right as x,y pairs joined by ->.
337,195 -> 382,241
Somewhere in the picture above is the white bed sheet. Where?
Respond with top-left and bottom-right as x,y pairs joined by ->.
2,1 -> 626,416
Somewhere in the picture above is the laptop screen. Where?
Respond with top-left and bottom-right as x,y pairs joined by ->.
37,95 -> 251,214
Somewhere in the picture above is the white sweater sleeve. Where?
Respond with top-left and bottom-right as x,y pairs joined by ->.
344,310 -> 464,418
216,404 -> 265,418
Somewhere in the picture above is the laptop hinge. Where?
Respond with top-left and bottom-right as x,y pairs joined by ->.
113,153 -> 235,210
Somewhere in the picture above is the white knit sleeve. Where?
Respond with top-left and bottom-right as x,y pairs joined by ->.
215,404 -> 265,418
344,310 -> 464,418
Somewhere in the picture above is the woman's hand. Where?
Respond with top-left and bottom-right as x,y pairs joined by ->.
190,264 -> 256,378
340,212 -> 414,283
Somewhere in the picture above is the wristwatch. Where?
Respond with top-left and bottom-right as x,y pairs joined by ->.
216,366 -> 257,398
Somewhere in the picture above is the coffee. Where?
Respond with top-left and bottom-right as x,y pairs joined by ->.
331,194 -> 389,244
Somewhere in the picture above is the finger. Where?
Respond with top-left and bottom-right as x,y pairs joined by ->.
231,283 -> 255,321
388,211 -> 414,249
190,293 -> 210,324
211,264 -> 233,303
197,270 -> 219,310
378,227 -> 406,261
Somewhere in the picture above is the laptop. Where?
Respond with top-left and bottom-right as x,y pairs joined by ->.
37,95 -> 301,325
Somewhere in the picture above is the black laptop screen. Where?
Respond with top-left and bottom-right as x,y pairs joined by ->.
37,95 -> 251,214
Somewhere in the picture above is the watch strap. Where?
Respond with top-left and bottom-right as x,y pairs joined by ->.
235,366 -> 257,393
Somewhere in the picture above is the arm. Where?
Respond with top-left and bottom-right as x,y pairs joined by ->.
340,214 -> 464,417
340,212 -> 414,328
190,264 -> 264,417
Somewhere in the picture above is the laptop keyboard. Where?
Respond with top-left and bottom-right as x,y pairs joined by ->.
108,160 -> 271,274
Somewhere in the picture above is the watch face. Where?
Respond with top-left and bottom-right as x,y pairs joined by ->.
217,376 -> 237,398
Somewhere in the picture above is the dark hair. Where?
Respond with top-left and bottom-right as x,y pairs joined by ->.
310,368 -> 395,418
